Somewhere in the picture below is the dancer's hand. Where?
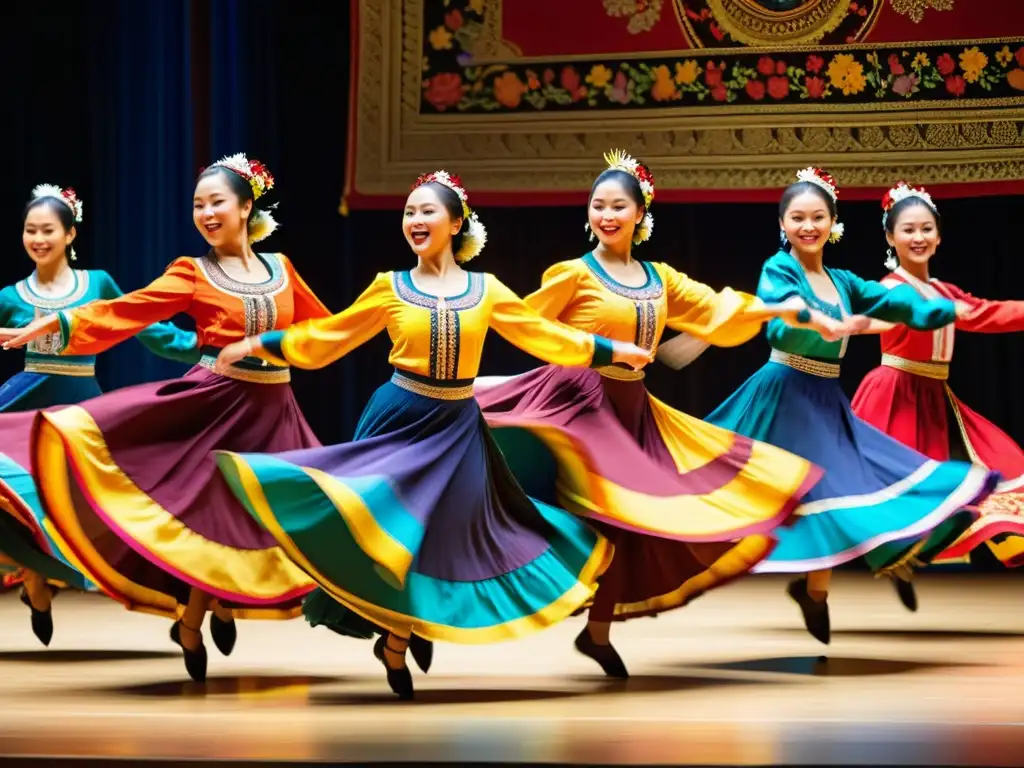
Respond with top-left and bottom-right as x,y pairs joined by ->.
796,309 -> 858,342
837,314 -> 872,337
0,315 -> 60,350
612,341 -> 654,370
954,300 -> 972,320
215,338 -> 256,373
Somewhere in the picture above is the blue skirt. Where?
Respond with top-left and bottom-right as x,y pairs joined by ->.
216,376 -> 612,643
705,359 -> 998,573
0,372 -> 101,588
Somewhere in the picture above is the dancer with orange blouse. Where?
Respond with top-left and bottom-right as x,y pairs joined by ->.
0,154 -> 332,682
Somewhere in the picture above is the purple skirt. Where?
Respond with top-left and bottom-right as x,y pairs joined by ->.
32,364 -> 319,619
477,366 -> 820,621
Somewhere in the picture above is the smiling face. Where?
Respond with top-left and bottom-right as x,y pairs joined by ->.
780,189 -> 834,257
887,200 -> 940,269
192,170 -> 253,248
22,201 -> 74,269
588,178 -> 644,251
402,184 -> 462,260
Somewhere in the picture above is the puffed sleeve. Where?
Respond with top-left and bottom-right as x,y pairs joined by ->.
256,272 -> 391,369
942,281 -> 1024,333
486,275 -> 612,367
97,271 -> 200,364
834,269 -> 955,330
659,263 -> 769,347
523,261 -> 581,320
56,258 -> 197,356
279,254 -> 333,322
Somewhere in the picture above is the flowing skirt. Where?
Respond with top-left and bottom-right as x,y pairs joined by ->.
216,375 -> 613,643
705,358 -> 998,573
852,365 -> 1024,566
475,365 -> 820,620
0,372 -> 104,589
30,365 -> 318,619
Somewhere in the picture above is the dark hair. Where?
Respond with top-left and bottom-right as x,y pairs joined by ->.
884,196 -> 941,236
421,181 -> 469,256
779,180 -> 837,220
23,196 -> 75,232
589,169 -> 646,213
197,165 -> 271,238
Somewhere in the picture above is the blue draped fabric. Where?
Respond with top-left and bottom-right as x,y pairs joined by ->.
85,0 -> 203,391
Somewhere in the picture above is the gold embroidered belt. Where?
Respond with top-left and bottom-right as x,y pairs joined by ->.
198,354 -> 291,384
769,350 -> 841,379
24,361 -> 95,377
881,354 -> 949,381
391,371 -> 474,401
596,364 -> 645,381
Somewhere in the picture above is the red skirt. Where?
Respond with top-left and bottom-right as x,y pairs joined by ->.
851,364 -> 1024,566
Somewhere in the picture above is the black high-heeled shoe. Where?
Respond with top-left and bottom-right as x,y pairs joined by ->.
373,635 -> 414,700
408,634 -> 432,674
892,576 -> 918,612
210,613 -> 237,656
787,578 -> 831,645
170,620 -> 208,682
20,588 -> 54,647
574,628 -> 628,678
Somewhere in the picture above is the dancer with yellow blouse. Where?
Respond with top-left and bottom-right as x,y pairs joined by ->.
213,171 -> 651,699
474,151 -> 855,677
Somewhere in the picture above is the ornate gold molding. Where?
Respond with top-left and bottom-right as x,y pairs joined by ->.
706,0 -> 850,46
348,0 -> 1024,204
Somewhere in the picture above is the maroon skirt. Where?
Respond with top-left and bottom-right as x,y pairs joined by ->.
477,366 -> 817,621
32,363 -> 319,620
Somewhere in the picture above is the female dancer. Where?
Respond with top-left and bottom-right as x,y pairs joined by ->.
213,170 -> 652,699
472,150 -> 857,677
684,168 -> 998,645
0,183 -> 198,646
0,154 -> 332,681
851,182 -> 1024,575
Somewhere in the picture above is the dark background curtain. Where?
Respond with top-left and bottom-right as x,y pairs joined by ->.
2,2 -> 1021,456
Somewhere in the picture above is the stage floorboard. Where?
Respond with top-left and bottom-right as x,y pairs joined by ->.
0,572 -> 1021,766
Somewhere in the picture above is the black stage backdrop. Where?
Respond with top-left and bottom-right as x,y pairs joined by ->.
2,2 -> 1022,458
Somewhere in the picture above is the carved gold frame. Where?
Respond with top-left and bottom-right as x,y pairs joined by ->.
345,0 -> 1024,205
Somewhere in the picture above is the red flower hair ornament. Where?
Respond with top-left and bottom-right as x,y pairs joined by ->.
600,148 -> 656,245
881,181 -> 938,270
412,170 -> 487,263
795,167 -> 844,243
205,153 -> 278,244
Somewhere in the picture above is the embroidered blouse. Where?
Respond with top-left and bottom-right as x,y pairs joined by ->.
0,269 -> 198,374
757,250 -> 956,360
876,266 -> 1024,363
53,253 -> 331,358
258,270 -> 614,377
525,252 -> 772,351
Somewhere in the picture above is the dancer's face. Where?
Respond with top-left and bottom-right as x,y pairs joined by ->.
887,204 -> 940,269
780,191 -> 833,256
403,185 -> 461,261
588,180 -> 643,251
23,204 -> 73,269
193,171 -> 252,248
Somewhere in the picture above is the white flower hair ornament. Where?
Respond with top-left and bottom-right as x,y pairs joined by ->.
881,181 -> 938,270
412,170 -> 488,262
603,148 -> 656,245
206,153 -> 279,244
31,183 -> 83,223
795,167 -> 844,244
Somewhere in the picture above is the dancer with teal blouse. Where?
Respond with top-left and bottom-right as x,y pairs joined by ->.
668,168 -> 999,645
0,184 -> 198,645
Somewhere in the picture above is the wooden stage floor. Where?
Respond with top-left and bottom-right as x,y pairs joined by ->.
0,572 -> 1021,767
